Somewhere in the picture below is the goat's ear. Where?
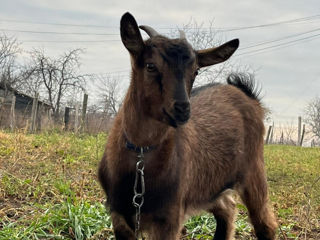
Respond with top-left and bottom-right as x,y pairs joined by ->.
120,12 -> 144,57
196,39 -> 239,68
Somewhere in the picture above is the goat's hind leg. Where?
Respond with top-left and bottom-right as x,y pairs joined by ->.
209,193 -> 236,240
240,163 -> 277,240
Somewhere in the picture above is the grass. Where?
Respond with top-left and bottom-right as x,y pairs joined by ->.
0,130 -> 319,239
265,145 -> 320,239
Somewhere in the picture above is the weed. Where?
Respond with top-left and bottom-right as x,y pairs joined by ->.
0,131 -> 319,239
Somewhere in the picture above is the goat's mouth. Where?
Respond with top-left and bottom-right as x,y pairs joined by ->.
163,109 -> 190,128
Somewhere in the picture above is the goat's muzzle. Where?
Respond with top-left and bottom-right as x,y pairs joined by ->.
173,101 -> 190,125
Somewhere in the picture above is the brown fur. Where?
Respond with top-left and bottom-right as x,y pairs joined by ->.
98,12 -> 277,240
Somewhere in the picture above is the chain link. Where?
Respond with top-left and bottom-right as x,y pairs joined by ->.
132,148 -> 145,239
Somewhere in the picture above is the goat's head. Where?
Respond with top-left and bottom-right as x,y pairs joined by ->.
120,12 -> 239,128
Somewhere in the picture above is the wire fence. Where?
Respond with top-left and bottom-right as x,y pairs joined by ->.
0,92 -> 114,134
264,118 -> 319,147
0,88 -> 319,147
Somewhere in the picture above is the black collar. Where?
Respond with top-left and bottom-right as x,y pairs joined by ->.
124,136 -> 157,153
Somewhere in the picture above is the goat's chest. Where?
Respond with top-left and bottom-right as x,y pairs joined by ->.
108,154 -> 180,217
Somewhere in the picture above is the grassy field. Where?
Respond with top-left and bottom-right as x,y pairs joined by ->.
0,130 -> 319,239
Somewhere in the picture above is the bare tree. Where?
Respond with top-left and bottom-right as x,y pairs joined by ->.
95,74 -> 123,116
273,122 -> 296,145
20,49 -> 49,96
21,48 -> 87,119
0,34 -> 19,69
0,34 -> 20,89
264,106 -> 273,123
180,19 -> 223,50
169,18 -> 254,86
55,49 -> 87,116
305,96 -> 320,140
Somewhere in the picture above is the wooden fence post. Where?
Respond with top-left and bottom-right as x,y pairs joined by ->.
280,131 -> 284,144
265,125 -> 272,144
270,122 -> 274,144
297,116 -> 302,145
36,102 -> 43,130
30,93 -> 39,132
64,107 -> 70,131
81,94 -> 88,132
10,95 -> 16,130
48,109 -> 53,128
74,103 -> 79,133
300,124 -> 305,146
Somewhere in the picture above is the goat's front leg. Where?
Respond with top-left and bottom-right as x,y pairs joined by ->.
111,211 -> 136,240
148,211 -> 182,240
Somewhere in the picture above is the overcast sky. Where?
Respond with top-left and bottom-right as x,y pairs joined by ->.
1,0 -> 319,125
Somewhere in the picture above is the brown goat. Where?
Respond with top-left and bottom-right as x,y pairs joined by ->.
98,12 -> 277,240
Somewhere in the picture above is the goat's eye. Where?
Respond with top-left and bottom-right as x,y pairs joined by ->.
146,63 -> 156,72
195,69 -> 199,76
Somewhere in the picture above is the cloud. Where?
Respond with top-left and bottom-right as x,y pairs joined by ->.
1,0 -> 319,123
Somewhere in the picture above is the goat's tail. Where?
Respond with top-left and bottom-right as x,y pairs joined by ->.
227,73 -> 261,102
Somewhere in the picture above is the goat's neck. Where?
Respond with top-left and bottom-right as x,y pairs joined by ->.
121,81 -> 172,147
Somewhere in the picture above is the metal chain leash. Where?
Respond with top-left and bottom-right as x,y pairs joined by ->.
132,148 -> 145,239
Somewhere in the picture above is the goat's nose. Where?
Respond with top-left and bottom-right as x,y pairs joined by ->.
174,101 -> 190,113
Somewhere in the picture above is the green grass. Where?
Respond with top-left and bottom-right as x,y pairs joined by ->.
265,145 -> 320,239
0,200 -> 112,240
0,130 -> 319,239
